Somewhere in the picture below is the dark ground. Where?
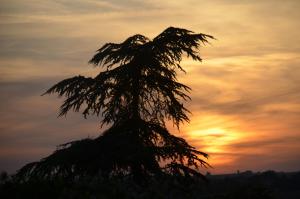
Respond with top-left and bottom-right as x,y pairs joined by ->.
0,170 -> 299,199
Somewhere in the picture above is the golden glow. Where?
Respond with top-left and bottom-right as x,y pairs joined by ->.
189,128 -> 239,153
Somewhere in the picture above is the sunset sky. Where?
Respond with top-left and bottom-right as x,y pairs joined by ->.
1,0 -> 300,174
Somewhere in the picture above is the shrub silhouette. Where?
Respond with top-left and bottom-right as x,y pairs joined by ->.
17,27 -> 214,181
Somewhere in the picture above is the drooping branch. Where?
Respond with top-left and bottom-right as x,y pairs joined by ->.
89,34 -> 150,68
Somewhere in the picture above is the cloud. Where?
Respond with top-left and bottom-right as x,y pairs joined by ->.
229,136 -> 300,150
0,0 -> 143,15
182,53 -> 300,117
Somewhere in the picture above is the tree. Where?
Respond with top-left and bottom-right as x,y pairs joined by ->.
17,27 -> 214,181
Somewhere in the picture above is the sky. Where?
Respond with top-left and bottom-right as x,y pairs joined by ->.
0,0 -> 300,174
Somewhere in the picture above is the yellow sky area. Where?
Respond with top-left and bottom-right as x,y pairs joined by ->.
177,114 -> 250,167
174,112 -> 290,173
176,105 -> 300,173
188,127 -> 240,154
171,50 -> 300,171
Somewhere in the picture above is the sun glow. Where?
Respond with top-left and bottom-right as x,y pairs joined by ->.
188,127 -> 240,153
177,114 -> 245,158
182,125 -> 244,171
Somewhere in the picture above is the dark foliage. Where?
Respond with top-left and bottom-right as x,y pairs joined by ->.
2,171 -> 300,199
17,27 -> 214,181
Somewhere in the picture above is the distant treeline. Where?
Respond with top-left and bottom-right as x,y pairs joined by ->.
0,170 -> 299,199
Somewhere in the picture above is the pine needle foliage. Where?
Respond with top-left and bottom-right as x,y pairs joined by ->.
17,27 -> 214,181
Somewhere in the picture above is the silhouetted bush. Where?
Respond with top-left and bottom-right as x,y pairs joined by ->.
1,171 -> 299,199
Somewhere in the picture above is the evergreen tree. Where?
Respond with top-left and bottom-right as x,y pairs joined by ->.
17,27 -> 214,181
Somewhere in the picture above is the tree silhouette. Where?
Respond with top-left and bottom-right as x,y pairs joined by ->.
17,27 -> 214,181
